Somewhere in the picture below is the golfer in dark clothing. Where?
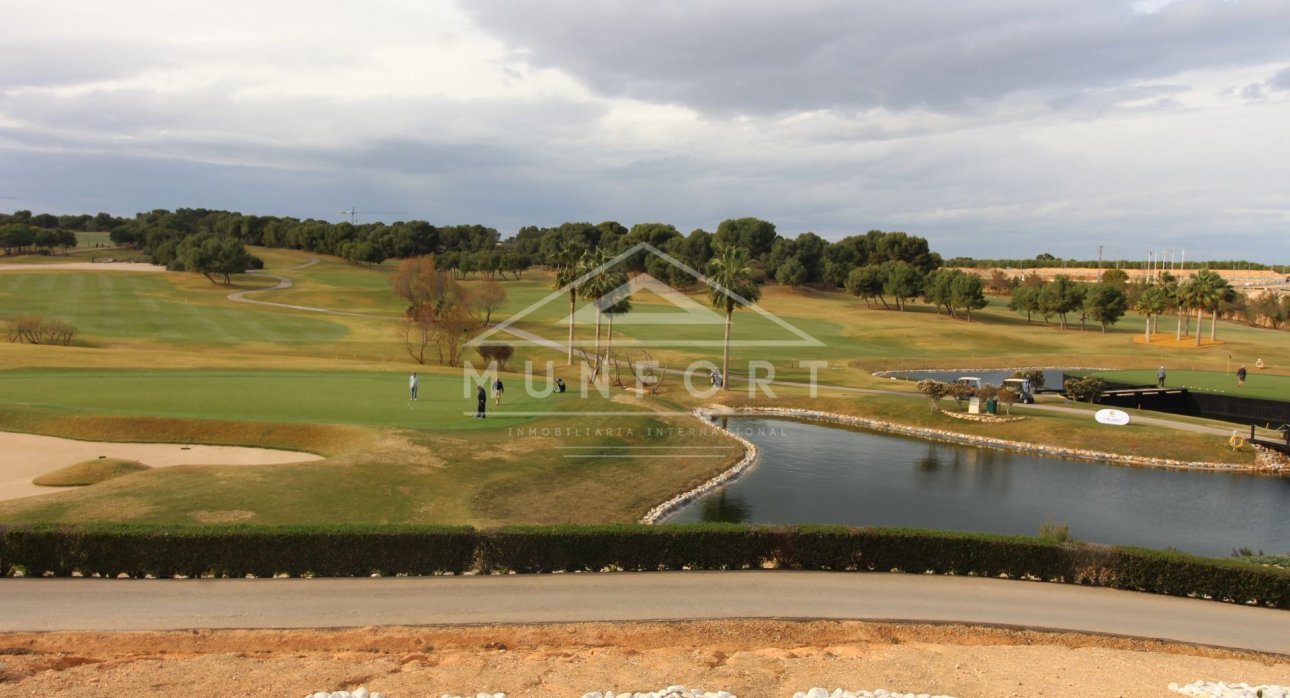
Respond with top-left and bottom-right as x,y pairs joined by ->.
476,385 -> 487,418
1237,365 -> 1247,387
493,377 -> 504,405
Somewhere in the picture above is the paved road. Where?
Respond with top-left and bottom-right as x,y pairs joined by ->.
3,572 -> 1286,654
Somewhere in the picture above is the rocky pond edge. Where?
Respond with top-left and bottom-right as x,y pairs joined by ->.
638,405 -> 1287,525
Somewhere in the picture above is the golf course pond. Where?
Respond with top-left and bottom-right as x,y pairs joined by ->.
664,417 -> 1290,557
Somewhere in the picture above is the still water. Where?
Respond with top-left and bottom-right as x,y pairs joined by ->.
666,418 -> 1290,557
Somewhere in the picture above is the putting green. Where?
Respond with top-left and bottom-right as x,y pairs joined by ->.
1085,369 -> 1290,402
0,369 -> 576,429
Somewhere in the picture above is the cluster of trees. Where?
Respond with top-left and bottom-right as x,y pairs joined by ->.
1243,291 -> 1290,329
549,242 -> 761,389
508,219 -> 940,293
1007,275 -> 1129,333
844,264 -> 987,320
1119,270 -> 1236,345
0,224 -> 79,256
390,256 -> 509,366
0,210 -> 126,231
105,209 -> 504,269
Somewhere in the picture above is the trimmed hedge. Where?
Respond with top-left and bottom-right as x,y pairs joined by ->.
0,524 -> 476,579
1,523 -> 1286,608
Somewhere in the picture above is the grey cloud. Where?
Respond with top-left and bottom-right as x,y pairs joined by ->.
464,0 -> 1290,115
1270,66 -> 1290,89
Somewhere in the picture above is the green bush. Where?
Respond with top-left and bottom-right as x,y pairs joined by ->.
1,524 -> 1286,607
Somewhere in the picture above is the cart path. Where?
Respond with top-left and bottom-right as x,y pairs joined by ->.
1,572 -> 1286,654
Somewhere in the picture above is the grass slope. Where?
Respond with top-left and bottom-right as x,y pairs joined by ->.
32,459 -> 150,486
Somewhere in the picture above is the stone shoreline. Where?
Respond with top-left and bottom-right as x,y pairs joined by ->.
639,405 -> 1286,524
638,410 -> 759,524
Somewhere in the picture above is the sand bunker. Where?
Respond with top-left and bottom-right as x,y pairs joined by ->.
0,262 -> 166,272
0,431 -> 322,502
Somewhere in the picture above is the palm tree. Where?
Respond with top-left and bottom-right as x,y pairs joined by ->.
603,290 -> 632,363
706,244 -> 762,390
1194,270 -> 1234,342
1135,286 -> 1167,343
1175,276 -> 1199,341
552,247 -> 586,365
579,249 -> 614,361
1187,270 -> 1226,347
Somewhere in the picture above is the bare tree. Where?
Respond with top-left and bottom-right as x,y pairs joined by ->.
468,278 -> 507,325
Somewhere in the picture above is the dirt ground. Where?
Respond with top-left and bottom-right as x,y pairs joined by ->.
0,431 -> 322,502
1,620 -> 1287,698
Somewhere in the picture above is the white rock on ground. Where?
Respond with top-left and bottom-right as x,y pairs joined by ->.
1169,681 -> 1289,697
793,688 -> 957,698
305,689 -> 383,698
584,687 -> 736,698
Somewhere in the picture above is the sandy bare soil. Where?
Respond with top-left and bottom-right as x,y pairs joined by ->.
0,431 -> 322,502
0,262 -> 165,272
0,621 -> 1286,697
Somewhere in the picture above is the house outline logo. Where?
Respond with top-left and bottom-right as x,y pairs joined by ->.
469,242 -> 824,349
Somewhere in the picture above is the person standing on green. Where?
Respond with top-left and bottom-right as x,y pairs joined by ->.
409,372 -> 419,401
1237,365 -> 1247,387
475,384 -> 487,418
1157,366 -> 1166,388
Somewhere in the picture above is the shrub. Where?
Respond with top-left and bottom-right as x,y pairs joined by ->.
1063,376 -> 1106,403
1038,519 -> 1071,543
5,315 -> 76,345
475,343 -> 515,371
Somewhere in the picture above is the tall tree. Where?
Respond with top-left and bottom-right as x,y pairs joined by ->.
706,244 -> 762,390
390,255 -> 459,319
879,260 -> 924,311
949,272 -> 988,322
1083,283 -> 1128,333
1135,286 -> 1167,343
176,233 -> 252,285
713,217 -> 778,261
578,248 -> 617,361
552,246 -> 587,365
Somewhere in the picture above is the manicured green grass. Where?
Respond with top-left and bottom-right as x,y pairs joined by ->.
0,271 -> 349,345
2,254 -> 1287,533
0,369 -> 568,429
1085,369 -> 1290,402
0,408 -> 742,526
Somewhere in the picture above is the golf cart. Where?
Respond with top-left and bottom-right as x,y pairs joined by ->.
1001,377 -> 1035,404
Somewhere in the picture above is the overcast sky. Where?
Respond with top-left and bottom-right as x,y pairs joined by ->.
2,0 -> 1288,260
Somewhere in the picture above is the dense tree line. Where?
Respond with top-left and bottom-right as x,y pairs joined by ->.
4,208 -> 944,296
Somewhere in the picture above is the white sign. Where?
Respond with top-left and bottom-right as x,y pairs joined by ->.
1094,408 -> 1131,426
